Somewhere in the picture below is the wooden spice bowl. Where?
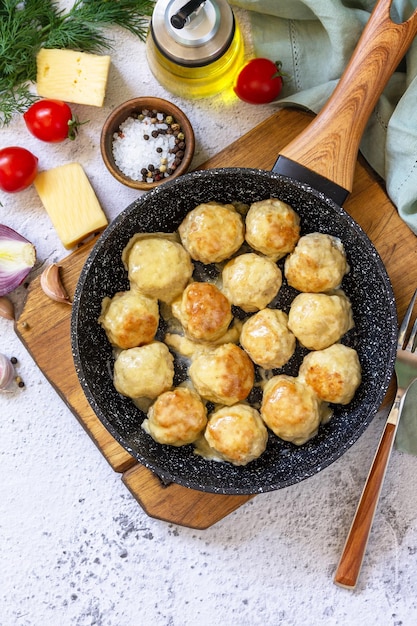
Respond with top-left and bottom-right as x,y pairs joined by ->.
100,97 -> 195,191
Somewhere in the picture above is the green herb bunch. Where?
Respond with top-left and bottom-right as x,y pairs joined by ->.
0,0 -> 155,126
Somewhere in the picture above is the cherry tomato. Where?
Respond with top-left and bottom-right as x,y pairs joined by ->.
23,99 -> 81,142
0,147 -> 38,193
234,58 -> 286,105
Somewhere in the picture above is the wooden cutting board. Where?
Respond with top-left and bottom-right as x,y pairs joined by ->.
15,108 -> 415,529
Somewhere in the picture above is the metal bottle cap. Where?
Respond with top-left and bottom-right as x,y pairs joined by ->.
151,0 -> 235,67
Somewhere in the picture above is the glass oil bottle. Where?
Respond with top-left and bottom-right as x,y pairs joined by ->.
146,0 -> 245,99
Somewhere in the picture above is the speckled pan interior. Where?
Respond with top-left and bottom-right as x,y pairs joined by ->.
71,168 -> 397,495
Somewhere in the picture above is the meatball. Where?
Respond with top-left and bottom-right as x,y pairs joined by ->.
240,308 -> 296,369
284,232 -> 349,293
98,290 -> 159,349
113,342 -> 174,399
261,375 -> 324,445
124,236 -> 193,304
204,404 -> 268,466
171,281 -> 233,342
287,291 -> 354,350
189,343 -> 254,405
222,252 -> 282,312
298,343 -> 362,404
143,387 -> 207,446
245,198 -> 300,261
178,201 -> 245,264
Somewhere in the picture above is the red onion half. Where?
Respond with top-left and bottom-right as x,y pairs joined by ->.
0,224 -> 36,296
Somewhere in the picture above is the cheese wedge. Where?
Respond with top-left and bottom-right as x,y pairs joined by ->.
36,48 -> 111,106
34,163 -> 108,249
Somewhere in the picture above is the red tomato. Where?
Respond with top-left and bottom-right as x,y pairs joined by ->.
0,147 -> 38,193
23,99 -> 80,142
234,58 -> 286,104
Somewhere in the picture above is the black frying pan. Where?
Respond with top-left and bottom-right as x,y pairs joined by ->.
71,0 -> 417,495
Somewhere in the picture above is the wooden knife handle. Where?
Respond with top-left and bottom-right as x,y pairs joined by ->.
279,0 -> 417,192
333,393 -> 402,588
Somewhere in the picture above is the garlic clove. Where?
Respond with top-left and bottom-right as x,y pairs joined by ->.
40,263 -> 71,305
0,295 -> 15,320
0,353 -> 15,392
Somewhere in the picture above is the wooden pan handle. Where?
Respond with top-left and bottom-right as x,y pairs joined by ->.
333,389 -> 403,588
279,0 -> 417,192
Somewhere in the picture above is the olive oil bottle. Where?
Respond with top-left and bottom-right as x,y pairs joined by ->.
146,0 -> 245,99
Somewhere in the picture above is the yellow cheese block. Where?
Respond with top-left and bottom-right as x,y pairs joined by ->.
36,48 -> 111,106
34,163 -> 108,249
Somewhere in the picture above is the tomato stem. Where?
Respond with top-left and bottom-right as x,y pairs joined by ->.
67,115 -> 89,141
272,61 -> 289,80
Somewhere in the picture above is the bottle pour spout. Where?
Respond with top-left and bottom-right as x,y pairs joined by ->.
170,0 -> 206,29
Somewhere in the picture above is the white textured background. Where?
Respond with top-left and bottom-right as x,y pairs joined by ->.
1,3 -> 417,625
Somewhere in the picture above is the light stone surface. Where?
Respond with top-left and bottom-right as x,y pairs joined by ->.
1,3 -> 417,625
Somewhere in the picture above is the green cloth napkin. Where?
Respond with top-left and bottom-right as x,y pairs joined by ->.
231,0 -> 417,454
231,0 -> 417,236
396,368 -> 417,455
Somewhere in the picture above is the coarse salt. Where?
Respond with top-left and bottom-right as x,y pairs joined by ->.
112,115 -> 178,182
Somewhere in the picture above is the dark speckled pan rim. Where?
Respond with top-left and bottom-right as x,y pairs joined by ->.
71,167 -> 397,495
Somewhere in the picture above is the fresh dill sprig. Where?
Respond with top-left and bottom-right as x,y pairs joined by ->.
0,0 -> 155,126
